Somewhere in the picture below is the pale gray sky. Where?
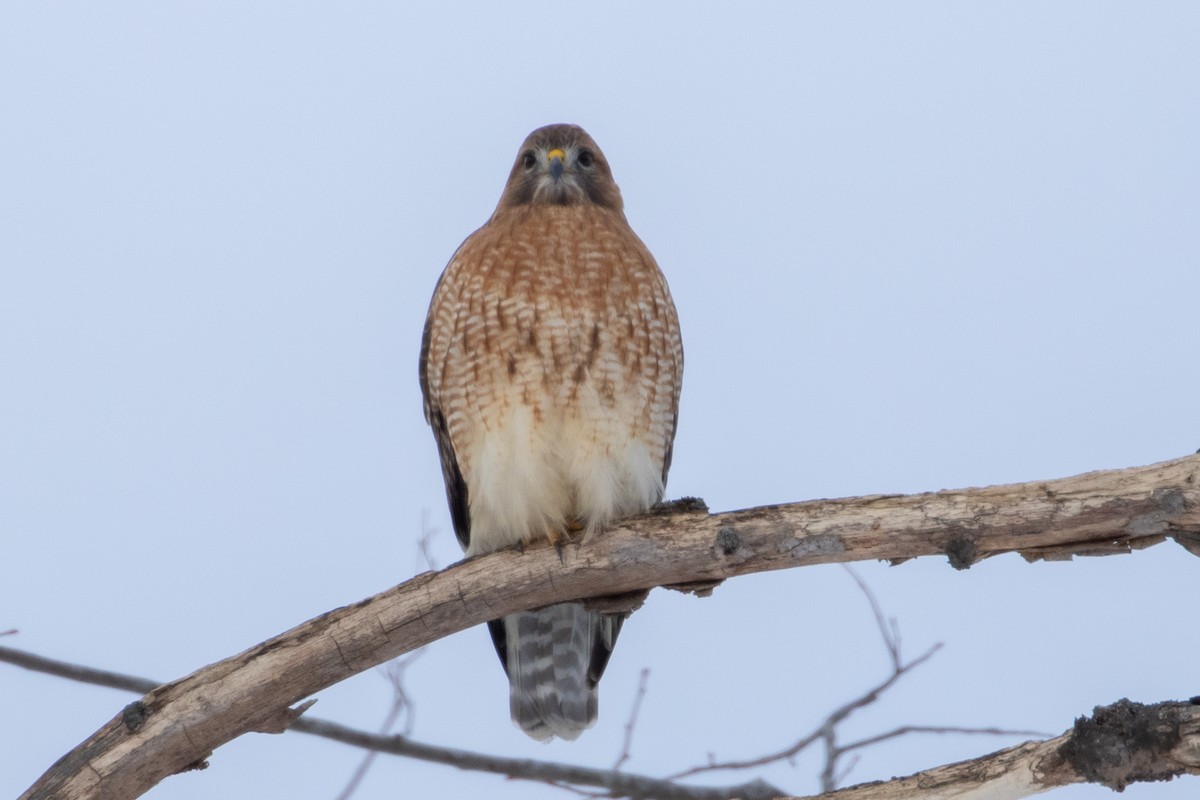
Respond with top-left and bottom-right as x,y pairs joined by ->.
2,3 -> 1198,799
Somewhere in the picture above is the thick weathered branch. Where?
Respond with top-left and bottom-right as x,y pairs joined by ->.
785,699 -> 1200,800
19,454 -> 1200,799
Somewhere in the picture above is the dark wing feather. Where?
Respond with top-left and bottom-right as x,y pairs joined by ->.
660,410 -> 680,489
430,409 -> 470,550
587,613 -> 625,687
419,314 -> 471,551
486,617 -> 509,672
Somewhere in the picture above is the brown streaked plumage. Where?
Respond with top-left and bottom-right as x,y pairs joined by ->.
419,123 -> 683,741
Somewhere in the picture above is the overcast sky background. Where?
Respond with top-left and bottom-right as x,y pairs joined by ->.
3,3 -> 1199,799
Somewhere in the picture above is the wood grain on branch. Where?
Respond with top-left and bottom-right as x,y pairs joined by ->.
20,454 -> 1200,799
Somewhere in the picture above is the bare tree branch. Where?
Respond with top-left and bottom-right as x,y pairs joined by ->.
5,647 -> 1198,800
843,567 -> 902,670
12,563 -> 983,796
9,453 -> 1200,799
335,513 -> 442,797
838,725 -> 1047,757
667,642 -> 942,783
301,716 -> 784,800
416,509 -> 442,573
333,652 -> 424,800
0,645 -> 783,800
0,646 -> 158,694
667,568 -> 1044,789
3,568 -> 1014,800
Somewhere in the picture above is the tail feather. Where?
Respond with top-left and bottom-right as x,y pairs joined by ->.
500,602 -> 622,741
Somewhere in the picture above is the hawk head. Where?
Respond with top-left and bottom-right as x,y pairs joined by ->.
495,124 -> 624,213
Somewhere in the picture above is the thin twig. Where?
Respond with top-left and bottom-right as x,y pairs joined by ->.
417,509 -> 441,572
333,650 -> 426,800
613,668 -> 651,771
304,716 -> 784,800
841,724 -> 1050,755
338,518 -> 438,799
819,728 -> 839,792
387,653 -> 424,737
842,566 -> 900,669
666,642 -> 942,781
666,569 -> 1033,792
832,753 -> 859,789
0,644 -> 158,693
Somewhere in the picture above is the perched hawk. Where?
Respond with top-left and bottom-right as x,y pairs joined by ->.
419,123 -> 683,741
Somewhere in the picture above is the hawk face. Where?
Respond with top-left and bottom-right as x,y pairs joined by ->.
496,123 -> 624,213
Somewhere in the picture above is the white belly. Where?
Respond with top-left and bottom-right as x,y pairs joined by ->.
463,385 -> 663,557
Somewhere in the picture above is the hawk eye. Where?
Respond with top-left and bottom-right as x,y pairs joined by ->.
521,151 -> 537,170
577,149 -> 595,168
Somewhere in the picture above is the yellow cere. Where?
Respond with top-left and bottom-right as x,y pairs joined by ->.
546,148 -> 566,162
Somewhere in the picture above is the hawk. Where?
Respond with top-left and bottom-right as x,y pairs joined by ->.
419,123 -> 683,741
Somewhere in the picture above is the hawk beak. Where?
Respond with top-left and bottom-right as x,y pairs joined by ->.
547,148 -> 565,180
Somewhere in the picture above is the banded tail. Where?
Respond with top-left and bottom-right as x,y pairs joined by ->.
487,602 -> 624,741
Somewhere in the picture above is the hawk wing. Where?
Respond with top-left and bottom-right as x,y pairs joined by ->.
419,307 -> 471,551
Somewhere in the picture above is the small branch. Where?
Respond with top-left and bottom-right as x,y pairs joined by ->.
842,567 -> 900,670
671,571 -> 1043,792
0,645 -> 158,694
674,566 -> 929,786
336,517 -> 439,798
304,716 -> 784,800
613,668 -> 651,771
839,725 -> 1049,756
416,509 -> 441,572
667,643 -> 941,782
5,646 -> 1198,799
333,651 -> 424,800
